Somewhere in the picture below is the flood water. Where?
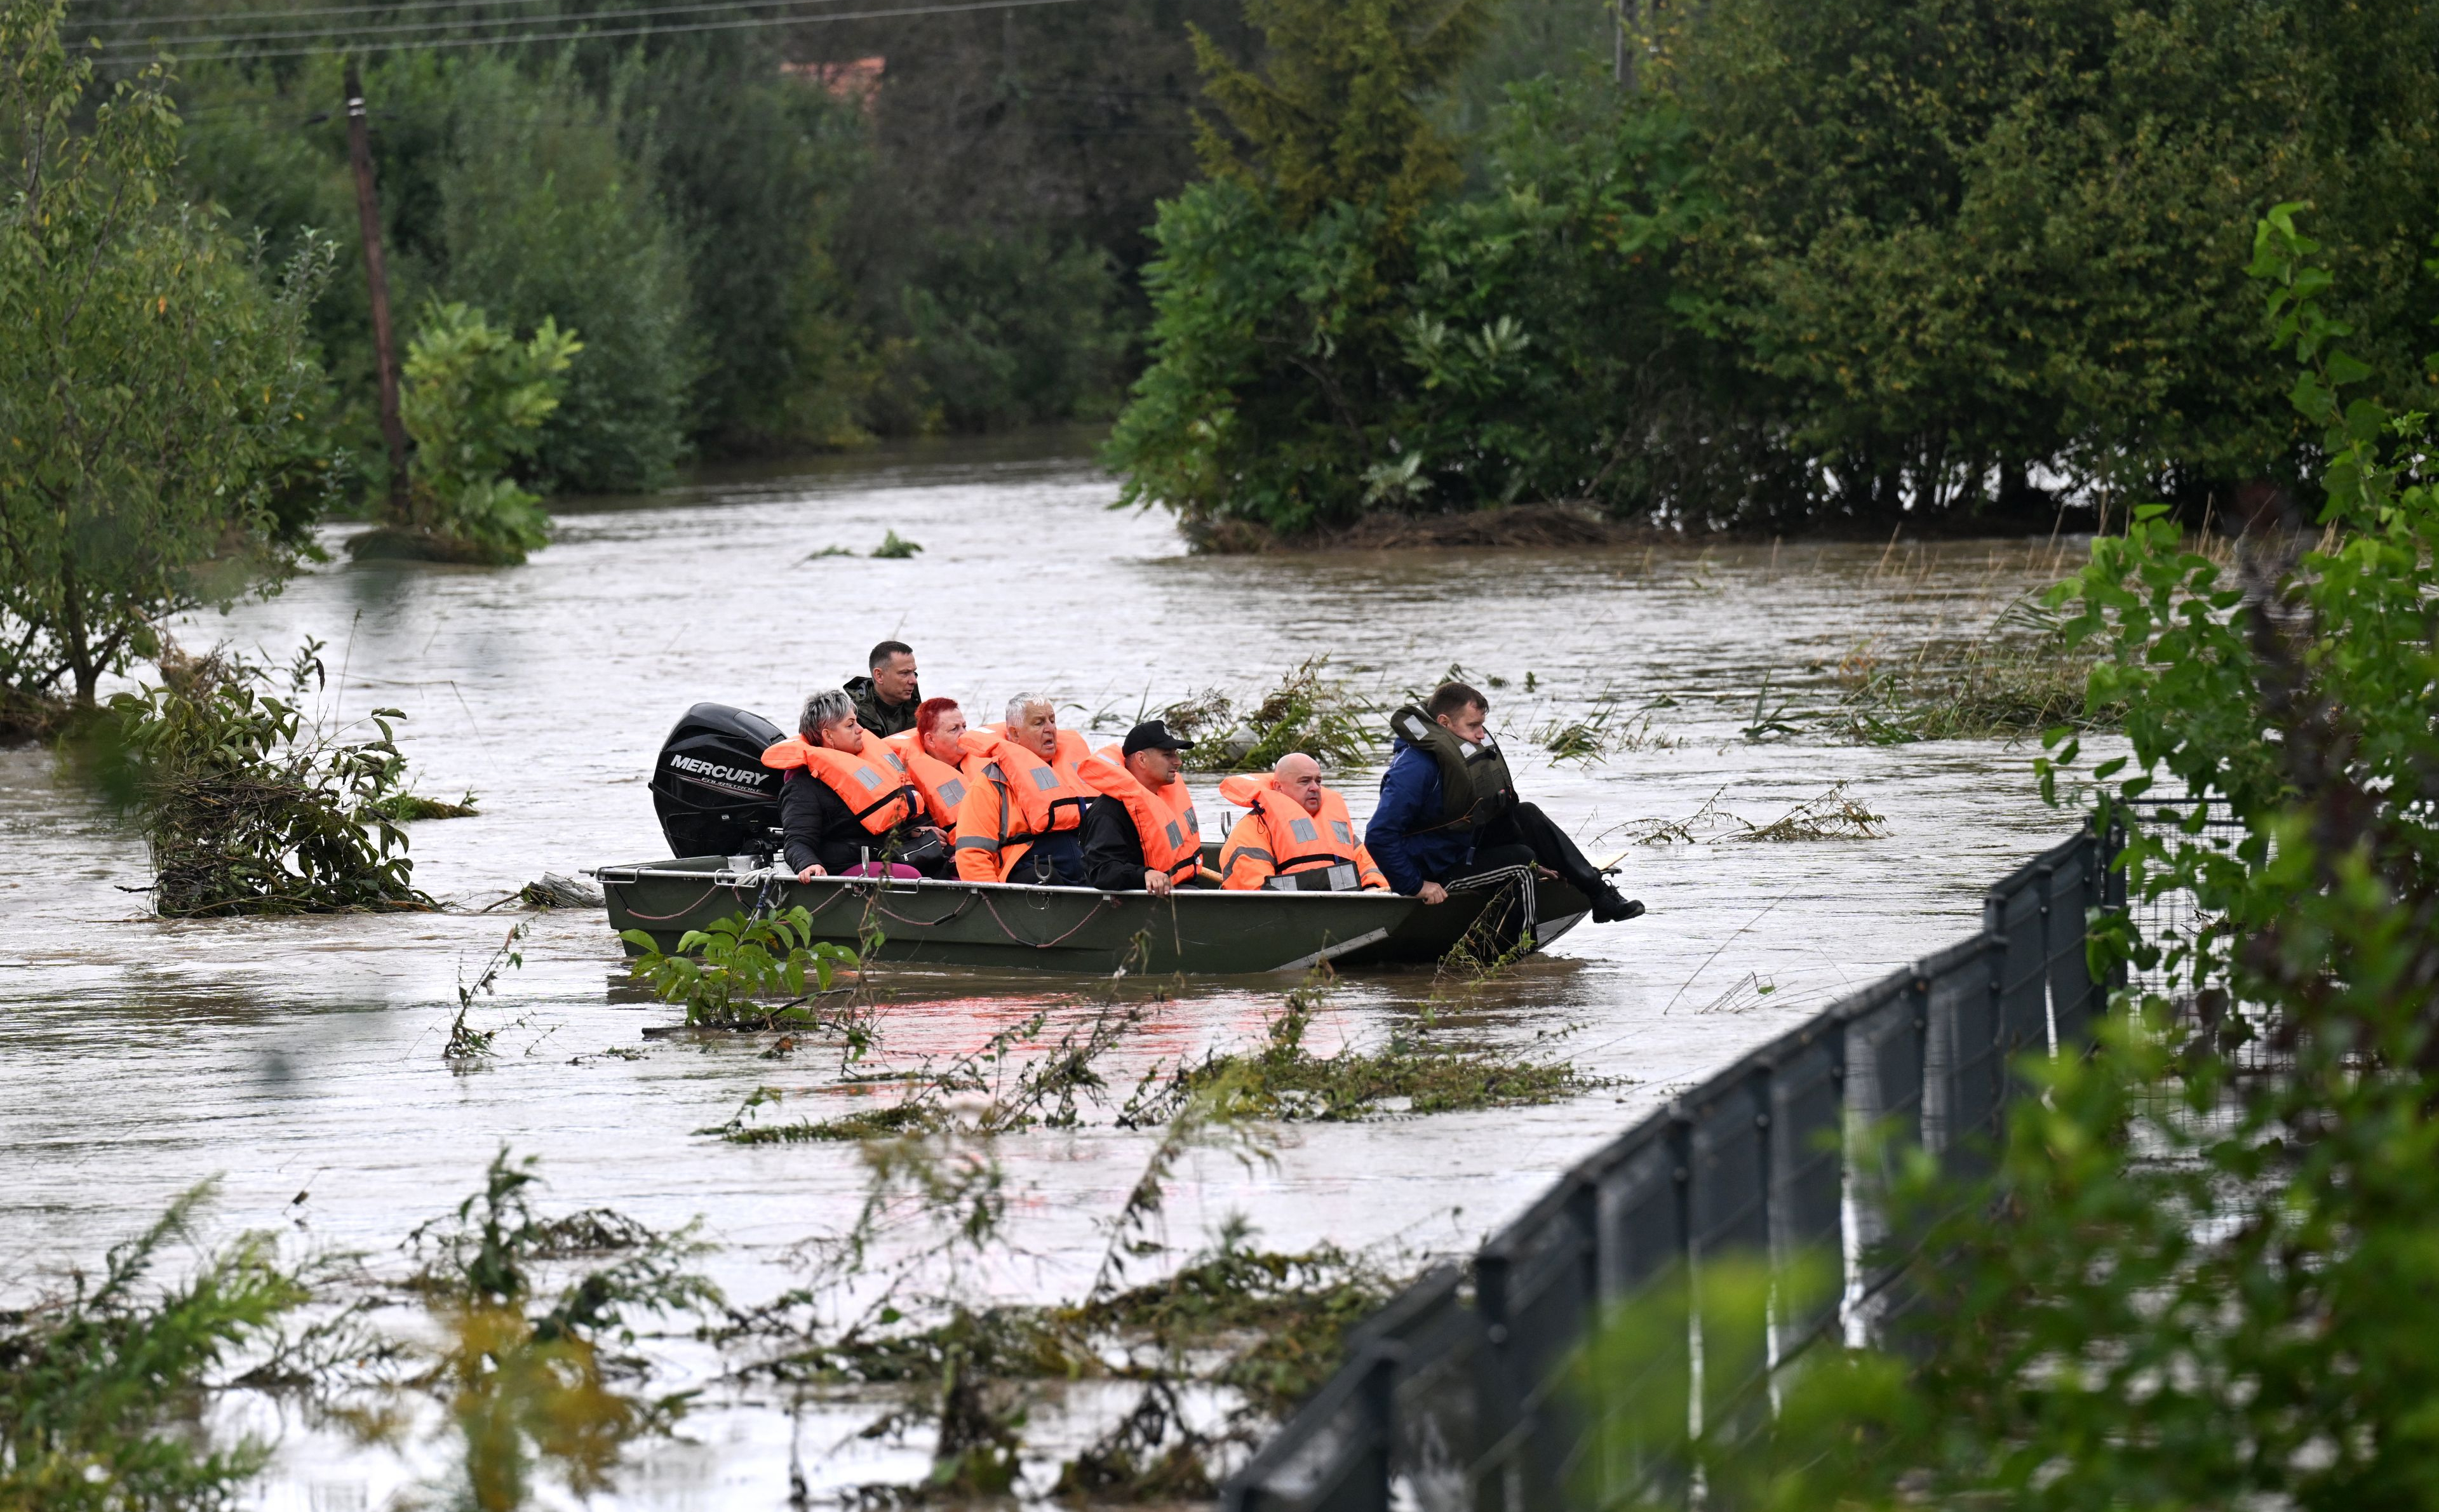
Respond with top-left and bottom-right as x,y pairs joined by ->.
0,430 -> 2096,1507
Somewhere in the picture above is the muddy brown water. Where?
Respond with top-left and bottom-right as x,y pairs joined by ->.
0,431 -> 2099,1506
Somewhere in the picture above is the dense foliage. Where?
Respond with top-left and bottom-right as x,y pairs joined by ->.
126,3 -> 1196,494
1113,0 -> 2439,540
1580,208 -> 2439,1507
0,0 -> 334,717
396,302 -> 579,562
93,643 -> 434,916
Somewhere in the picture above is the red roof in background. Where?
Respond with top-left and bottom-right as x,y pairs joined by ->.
781,57 -> 885,113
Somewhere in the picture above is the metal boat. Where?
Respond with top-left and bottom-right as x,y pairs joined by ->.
596,853 -> 1590,975
603,700 -> 1592,974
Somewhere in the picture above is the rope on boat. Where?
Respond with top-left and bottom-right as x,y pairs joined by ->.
978,888 -> 1115,950
866,889 -> 983,930
615,884 -> 725,922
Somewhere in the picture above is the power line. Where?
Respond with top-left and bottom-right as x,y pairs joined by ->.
67,0 -> 562,32
90,0 -> 873,53
85,0 -> 1094,60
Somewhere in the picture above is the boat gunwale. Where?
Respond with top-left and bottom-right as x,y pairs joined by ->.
593,860 -> 1423,907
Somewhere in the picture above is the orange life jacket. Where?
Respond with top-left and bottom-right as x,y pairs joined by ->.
759,735 -> 918,834
1217,772 -> 1383,891
952,726 -> 1097,880
1078,755 -> 1202,886
1094,743 -> 1202,860
884,729 -> 969,828
980,726 -> 1096,836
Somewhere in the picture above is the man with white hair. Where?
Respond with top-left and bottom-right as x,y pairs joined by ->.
950,692 -> 1096,884
1216,751 -> 1388,892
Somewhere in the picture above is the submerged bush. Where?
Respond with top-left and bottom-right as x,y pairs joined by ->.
1171,657 -> 1377,772
621,906 -> 863,1030
91,642 -> 434,916
391,300 -> 579,564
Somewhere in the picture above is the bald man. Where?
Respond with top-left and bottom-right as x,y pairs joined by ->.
1216,752 -> 1388,892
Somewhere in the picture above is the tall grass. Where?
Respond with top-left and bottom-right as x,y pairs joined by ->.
1825,596 -> 2118,744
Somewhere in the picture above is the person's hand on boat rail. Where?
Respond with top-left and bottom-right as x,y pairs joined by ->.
1417,881 -> 1448,906
1143,867 -> 1175,897
797,862 -> 828,882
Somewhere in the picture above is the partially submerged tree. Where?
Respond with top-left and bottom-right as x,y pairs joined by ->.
0,0 -> 334,721
359,300 -> 577,565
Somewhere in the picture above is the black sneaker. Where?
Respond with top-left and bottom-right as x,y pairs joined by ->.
1592,888 -> 1646,923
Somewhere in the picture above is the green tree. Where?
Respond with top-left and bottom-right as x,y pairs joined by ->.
1190,0 -> 1494,233
1109,0 -> 1500,538
1647,0 -> 2439,517
0,0 -> 334,716
1577,207 -> 2439,1508
431,55 -> 694,495
398,301 -> 580,563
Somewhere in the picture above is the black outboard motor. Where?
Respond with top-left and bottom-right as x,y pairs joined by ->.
650,702 -> 785,859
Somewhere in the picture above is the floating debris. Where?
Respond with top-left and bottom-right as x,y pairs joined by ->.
520,872 -> 603,909
1611,784 -> 1886,845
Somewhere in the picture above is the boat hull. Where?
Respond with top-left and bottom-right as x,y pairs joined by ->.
594,857 -> 1590,975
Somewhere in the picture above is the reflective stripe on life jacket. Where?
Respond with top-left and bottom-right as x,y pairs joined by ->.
884,730 -> 969,827
1094,743 -> 1202,859
1217,772 -> 1383,890
759,736 -> 919,834
980,727 -> 1096,836
951,728 -> 1095,880
1078,755 -> 1200,886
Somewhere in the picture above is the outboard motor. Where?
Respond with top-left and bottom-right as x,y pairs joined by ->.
650,702 -> 785,859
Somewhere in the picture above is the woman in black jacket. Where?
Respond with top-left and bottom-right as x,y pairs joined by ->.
781,689 -> 949,879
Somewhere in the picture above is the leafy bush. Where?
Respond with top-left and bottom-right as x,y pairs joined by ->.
1171,657 -> 1376,773
91,642 -> 434,916
621,906 -> 863,1029
1108,72 -> 1728,537
397,300 -> 580,563
0,0 -> 337,713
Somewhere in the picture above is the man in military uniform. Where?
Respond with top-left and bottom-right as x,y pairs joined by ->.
1366,681 -> 1644,923
844,640 -> 920,738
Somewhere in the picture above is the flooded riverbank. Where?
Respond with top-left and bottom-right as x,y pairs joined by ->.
0,431 -> 2099,1506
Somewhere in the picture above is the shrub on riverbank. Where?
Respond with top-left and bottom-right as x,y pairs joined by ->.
366,301 -> 579,566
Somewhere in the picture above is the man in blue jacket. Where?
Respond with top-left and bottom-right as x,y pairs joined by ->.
1366,681 -> 1644,923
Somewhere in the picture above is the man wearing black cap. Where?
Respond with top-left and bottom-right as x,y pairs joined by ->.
1080,721 -> 1200,895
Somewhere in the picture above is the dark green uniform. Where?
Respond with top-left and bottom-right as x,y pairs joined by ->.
843,674 -> 918,738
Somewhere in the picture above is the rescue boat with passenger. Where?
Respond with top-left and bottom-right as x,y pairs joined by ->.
599,702 -> 1593,975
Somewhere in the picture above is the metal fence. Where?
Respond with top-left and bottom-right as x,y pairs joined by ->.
1221,826 -> 2116,1512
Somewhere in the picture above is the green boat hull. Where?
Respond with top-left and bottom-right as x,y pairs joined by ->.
595,853 -> 1591,975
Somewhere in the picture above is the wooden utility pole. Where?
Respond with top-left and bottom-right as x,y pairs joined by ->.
344,58 -> 412,525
